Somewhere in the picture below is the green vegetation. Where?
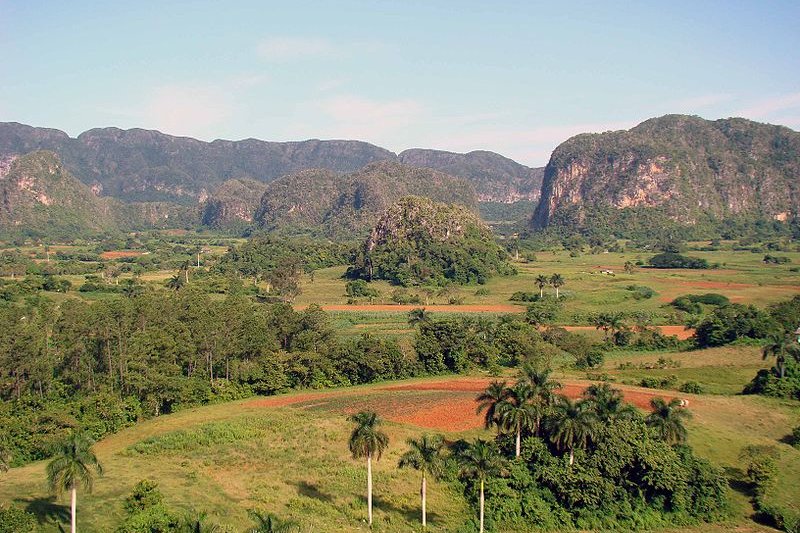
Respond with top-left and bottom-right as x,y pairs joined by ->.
648,252 -> 710,269
350,196 -> 515,286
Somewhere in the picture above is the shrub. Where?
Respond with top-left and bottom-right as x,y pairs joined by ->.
345,279 -> 378,298
575,349 -> 605,370
626,285 -> 656,300
679,381 -> 704,394
639,375 -> 678,389
791,426 -> 800,449
474,288 -> 490,296
648,252 -> 709,269
764,254 -> 791,264
0,506 -> 38,533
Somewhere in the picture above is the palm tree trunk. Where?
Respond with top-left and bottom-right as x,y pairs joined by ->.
569,447 -> 574,466
516,426 -> 521,458
556,287 -> 559,298
539,287 -> 543,298
421,473 -> 427,528
479,479 -> 485,533
70,486 -> 77,533
367,452 -> 373,527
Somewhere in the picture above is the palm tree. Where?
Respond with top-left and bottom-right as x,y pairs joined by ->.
582,383 -> 637,422
46,432 -> 103,533
520,363 -> 562,408
547,396 -> 597,465
535,275 -> 549,298
408,307 -> 430,327
762,333 -> 797,379
459,440 -> 505,533
398,434 -> 446,529
166,274 -> 185,291
348,411 -> 389,527
549,274 -> 565,298
497,382 -> 539,458
476,381 -> 508,431
249,510 -> 300,532
646,397 -> 692,444
623,261 -> 635,274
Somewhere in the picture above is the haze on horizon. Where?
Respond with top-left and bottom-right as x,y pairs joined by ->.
2,0 -> 799,166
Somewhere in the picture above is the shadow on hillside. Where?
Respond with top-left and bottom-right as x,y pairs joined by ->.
291,480 -> 334,504
724,466 -> 753,498
16,495 -> 69,526
371,494 -> 440,525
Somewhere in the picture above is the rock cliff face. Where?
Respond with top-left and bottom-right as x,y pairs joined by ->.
0,151 -> 197,238
532,115 -> 800,228
200,179 -> 268,228
398,149 -> 544,202
254,161 -> 477,239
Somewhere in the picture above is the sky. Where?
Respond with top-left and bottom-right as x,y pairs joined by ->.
1,0 -> 799,166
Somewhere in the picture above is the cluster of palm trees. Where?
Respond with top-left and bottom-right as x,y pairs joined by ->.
348,410 -> 504,533
535,273 -> 565,298
476,367 -> 691,466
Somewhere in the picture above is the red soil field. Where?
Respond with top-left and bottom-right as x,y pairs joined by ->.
246,377 -> 682,433
100,250 -> 144,259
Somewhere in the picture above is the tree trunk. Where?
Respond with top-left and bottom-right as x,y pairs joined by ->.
556,287 -> 560,298
479,479 -> 485,533
539,287 -> 543,298
421,473 -> 427,528
367,452 -> 373,527
569,447 -> 574,466
516,426 -> 521,458
71,486 -> 77,533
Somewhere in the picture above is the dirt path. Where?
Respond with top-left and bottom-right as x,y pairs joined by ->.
297,303 -> 524,313
562,325 -> 695,340
246,376 -> 684,432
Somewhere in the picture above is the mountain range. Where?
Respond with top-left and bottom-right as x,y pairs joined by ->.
1,115 -> 798,240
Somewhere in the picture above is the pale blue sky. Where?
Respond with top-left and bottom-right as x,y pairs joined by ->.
2,1 -> 799,165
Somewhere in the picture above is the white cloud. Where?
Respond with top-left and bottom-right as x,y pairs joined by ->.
735,92 -> 800,123
140,84 -> 234,139
671,93 -> 735,111
315,95 -> 425,140
420,120 -> 636,166
257,37 -> 336,61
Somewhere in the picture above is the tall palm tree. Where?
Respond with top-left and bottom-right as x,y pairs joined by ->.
549,274 -> 565,298
497,382 -> 539,458
248,510 -> 300,533
475,381 -> 508,431
582,383 -> 637,422
546,396 -> 597,465
46,432 -> 103,533
535,275 -> 549,298
520,363 -> 562,407
398,434 -> 446,529
762,333 -> 797,379
348,411 -> 389,527
646,397 -> 692,444
408,307 -> 430,327
459,440 -> 505,533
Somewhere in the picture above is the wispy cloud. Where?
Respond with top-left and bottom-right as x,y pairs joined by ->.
420,120 -> 636,165
257,37 -> 337,61
315,95 -> 425,140
672,93 -> 734,111
735,92 -> 800,122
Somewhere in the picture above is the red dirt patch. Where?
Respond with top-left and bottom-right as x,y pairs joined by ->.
100,250 -> 144,259
245,377 -> 683,432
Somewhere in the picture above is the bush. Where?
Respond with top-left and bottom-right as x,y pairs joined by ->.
626,285 -> 655,300
575,349 -> 604,370
679,381 -> 704,394
694,304 -> 779,348
648,252 -> 709,269
0,506 -> 38,533
345,279 -> 379,298
639,375 -> 678,389
791,426 -> 800,449
764,254 -> 791,264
